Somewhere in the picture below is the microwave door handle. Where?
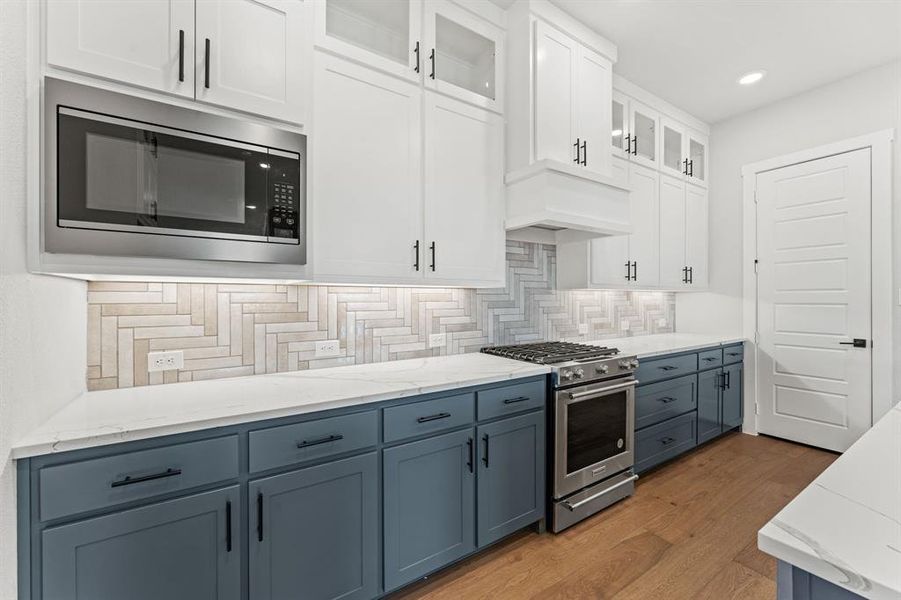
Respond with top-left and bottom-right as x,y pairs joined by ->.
567,379 -> 637,401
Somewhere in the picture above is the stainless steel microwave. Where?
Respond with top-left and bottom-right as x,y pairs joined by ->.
44,78 -> 306,265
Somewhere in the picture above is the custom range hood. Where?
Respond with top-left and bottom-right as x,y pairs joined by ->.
504,159 -> 631,244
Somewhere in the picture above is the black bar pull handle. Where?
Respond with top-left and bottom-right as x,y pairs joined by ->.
296,434 -> 344,449
413,240 -> 420,271
624,261 -> 631,281
225,500 -> 233,552
625,133 -> 631,154
466,437 -> 473,473
632,261 -> 638,281
573,138 -> 581,164
689,159 -> 694,177
658,396 -> 677,404
660,436 -> 676,446
631,135 -> 638,155
111,467 -> 181,488
429,48 -> 435,79
417,412 -> 451,424
257,492 -> 264,542
689,267 -> 694,284
839,338 -> 867,348
482,434 -> 490,467
503,396 -> 530,405
725,370 -> 731,389
581,140 -> 587,166
658,365 -> 678,371
204,38 -> 211,89
414,41 -> 420,73
178,30 -> 185,82
702,356 -> 718,363
683,158 -> 688,175
429,241 -> 436,272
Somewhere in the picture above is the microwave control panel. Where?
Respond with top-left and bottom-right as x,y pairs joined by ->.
269,181 -> 299,240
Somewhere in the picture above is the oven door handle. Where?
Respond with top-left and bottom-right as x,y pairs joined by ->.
567,379 -> 637,401
562,474 -> 639,511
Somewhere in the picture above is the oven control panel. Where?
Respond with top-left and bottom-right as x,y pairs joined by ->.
557,356 -> 638,387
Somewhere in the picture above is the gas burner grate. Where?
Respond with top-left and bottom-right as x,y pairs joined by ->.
481,341 -> 619,364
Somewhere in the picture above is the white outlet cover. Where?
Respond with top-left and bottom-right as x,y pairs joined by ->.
315,340 -> 341,358
578,324 -> 589,334
429,333 -> 447,348
147,350 -> 184,372
620,320 -> 631,331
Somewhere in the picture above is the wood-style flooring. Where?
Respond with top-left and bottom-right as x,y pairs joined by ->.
389,432 -> 837,600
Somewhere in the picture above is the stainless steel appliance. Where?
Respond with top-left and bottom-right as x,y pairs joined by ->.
481,341 -> 639,532
44,78 -> 306,265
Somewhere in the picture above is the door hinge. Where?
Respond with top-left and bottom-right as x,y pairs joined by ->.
753,188 -> 758,204
755,402 -> 759,415
754,259 -> 759,274
753,331 -> 760,344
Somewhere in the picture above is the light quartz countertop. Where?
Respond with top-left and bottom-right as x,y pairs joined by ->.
758,403 -> 901,599
11,353 -> 550,459
585,333 -> 745,358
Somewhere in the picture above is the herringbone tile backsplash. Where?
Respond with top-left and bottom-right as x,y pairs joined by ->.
86,242 -> 675,390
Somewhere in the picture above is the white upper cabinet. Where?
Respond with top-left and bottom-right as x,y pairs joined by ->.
610,90 -> 630,159
684,183 -> 709,286
423,92 -> 504,284
659,174 -> 688,288
659,117 -> 709,188
46,0 -> 195,97
315,0 -> 422,82
195,0 -> 307,123
533,20 -> 579,166
575,45 -> 613,176
626,164 -> 660,287
628,99 -> 659,170
312,55 -> 422,282
686,129 -> 709,188
424,0 -> 505,113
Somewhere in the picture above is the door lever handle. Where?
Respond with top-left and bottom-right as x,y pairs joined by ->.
839,339 -> 867,348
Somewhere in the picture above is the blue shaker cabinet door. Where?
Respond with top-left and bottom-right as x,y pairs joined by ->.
383,428 -> 476,592
476,411 -> 545,547
42,486 -> 240,600
249,452 -> 379,600
721,363 -> 744,429
697,367 -> 722,444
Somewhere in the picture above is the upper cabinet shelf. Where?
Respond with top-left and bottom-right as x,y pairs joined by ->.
46,0 -> 309,125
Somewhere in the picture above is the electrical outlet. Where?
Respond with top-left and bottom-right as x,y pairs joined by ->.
578,323 -> 589,335
657,318 -> 668,327
147,350 -> 184,372
429,333 -> 447,348
315,340 -> 341,358
620,320 -> 631,331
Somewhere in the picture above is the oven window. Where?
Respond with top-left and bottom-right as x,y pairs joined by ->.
566,390 -> 628,473
57,110 -> 300,242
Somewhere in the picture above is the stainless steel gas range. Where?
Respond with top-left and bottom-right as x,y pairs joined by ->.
481,341 -> 639,532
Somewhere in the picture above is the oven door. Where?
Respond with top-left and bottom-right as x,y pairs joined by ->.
554,378 -> 636,499
55,107 -> 301,245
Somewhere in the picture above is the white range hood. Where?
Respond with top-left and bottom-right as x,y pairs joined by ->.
504,159 -> 632,245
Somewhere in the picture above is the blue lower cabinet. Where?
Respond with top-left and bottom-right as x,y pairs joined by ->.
248,453 -> 378,600
722,363 -> 743,429
383,428 -> 476,592
635,412 -> 697,473
41,485 -> 240,600
476,411 -> 545,547
697,368 -> 723,445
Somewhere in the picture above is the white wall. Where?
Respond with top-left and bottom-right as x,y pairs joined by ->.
0,1 -> 87,597
677,60 -> 901,399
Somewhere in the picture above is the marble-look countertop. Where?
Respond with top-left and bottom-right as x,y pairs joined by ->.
585,333 -> 745,358
758,404 -> 901,599
11,353 -> 550,459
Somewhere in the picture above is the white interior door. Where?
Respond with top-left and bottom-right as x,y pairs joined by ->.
423,92 -> 504,285
756,148 -> 872,452
533,20 -> 577,166
195,0 -> 306,123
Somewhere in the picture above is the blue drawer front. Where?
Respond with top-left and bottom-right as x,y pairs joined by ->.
477,380 -> 545,421
249,410 -> 378,473
636,353 -> 698,384
636,374 -> 697,430
40,435 -> 239,521
383,393 -> 475,443
723,344 -> 744,365
635,412 -> 697,473
698,348 -> 724,370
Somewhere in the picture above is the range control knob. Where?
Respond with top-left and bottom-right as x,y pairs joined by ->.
595,364 -> 609,375
630,359 -> 640,369
618,360 -> 631,370
573,368 -> 585,379
561,370 -> 574,381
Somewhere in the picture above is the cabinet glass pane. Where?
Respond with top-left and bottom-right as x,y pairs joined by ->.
326,0 -> 410,65
663,125 -> 683,172
435,15 -> 495,100
634,111 -> 656,162
690,138 -> 706,181
611,99 -> 625,151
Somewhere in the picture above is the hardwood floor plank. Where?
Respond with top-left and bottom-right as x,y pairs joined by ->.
390,433 -> 835,600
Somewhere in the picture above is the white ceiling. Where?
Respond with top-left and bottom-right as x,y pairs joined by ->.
496,0 -> 901,123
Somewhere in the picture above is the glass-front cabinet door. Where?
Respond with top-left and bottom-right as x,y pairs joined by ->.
687,129 -> 708,188
660,117 -> 686,178
316,0 -> 422,81
629,100 -> 659,169
611,91 -> 629,158
424,0 -> 504,112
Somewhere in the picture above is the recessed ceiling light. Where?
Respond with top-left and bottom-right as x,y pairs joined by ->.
738,70 -> 766,85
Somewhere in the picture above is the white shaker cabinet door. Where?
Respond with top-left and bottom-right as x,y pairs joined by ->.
627,164 -> 660,287
589,235 -> 630,287
533,20 -> 578,166
423,93 -> 505,285
47,0 -> 195,98
312,55 -> 423,282
195,0 -> 307,123
658,174 -> 687,288
575,45 -> 612,177
684,183 -> 709,287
